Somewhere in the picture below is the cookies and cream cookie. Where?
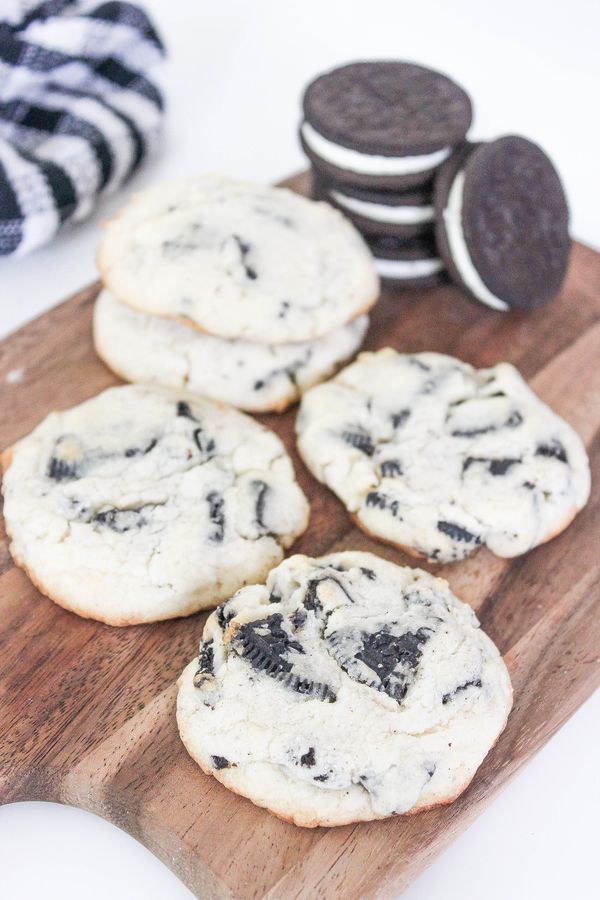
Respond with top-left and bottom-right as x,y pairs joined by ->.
296,349 -> 590,563
1,385 -> 309,624
97,175 -> 379,344
93,289 -> 369,413
177,551 -> 513,826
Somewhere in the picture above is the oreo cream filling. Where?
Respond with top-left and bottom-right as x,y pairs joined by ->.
329,190 -> 434,225
374,256 -> 443,280
443,171 -> 510,312
302,122 -> 452,176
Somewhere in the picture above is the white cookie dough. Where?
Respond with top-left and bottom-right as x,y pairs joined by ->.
296,349 -> 590,562
97,175 -> 379,344
93,289 -> 369,413
2,385 -> 309,624
177,551 -> 513,826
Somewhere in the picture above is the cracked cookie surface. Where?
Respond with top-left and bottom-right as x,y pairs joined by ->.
177,551 -> 512,826
1,385 -> 309,624
97,175 -> 379,344
296,349 -> 590,562
93,290 -> 369,413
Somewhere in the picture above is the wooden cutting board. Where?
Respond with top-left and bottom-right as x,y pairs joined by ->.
1,171 -> 599,899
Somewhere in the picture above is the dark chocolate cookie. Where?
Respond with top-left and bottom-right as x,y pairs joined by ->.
434,136 -> 571,310
300,61 -> 472,190
312,169 -> 434,238
365,233 -> 445,289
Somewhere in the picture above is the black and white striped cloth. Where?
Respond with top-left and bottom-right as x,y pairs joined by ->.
0,0 -> 165,257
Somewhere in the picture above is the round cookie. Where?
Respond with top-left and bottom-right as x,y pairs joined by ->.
434,137 -> 571,311
366,234 -> 445,289
300,61 -> 472,190
98,175 -> 379,344
177,550 -> 513,827
312,169 -> 434,239
93,290 -> 369,414
296,349 -> 590,563
1,384 -> 309,625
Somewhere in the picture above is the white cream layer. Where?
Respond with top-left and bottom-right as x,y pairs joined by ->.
374,256 -> 443,280
330,189 -> 434,225
443,171 -> 509,312
302,122 -> 451,176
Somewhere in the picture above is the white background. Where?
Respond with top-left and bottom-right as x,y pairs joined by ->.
0,1 -> 599,897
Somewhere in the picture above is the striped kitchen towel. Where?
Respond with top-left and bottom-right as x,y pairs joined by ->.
0,0 -> 165,257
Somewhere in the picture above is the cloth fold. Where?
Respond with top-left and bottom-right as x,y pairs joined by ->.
0,0 -> 165,257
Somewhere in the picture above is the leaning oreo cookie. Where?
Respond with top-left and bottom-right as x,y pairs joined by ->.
312,170 -> 434,239
177,551 -> 513,826
435,137 -> 571,311
301,61 -> 472,190
366,234 -> 445,289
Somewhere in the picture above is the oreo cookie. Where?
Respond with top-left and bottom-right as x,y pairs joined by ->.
434,136 -> 571,310
365,233 -> 446,290
325,624 -> 432,702
300,61 -> 472,190
312,170 -> 434,239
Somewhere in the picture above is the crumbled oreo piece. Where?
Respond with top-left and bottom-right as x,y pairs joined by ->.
326,624 -> 431,702
124,438 -> 157,458
300,747 -> 316,767
206,490 -> 225,542
442,677 -> 483,704
47,435 -> 84,481
380,459 -> 402,477
253,479 -> 270,530
365,492 -> 401,517
194,639 -> 215,687
303,575 -> 354,615
463,457 -> 521,476
176,400 -> 196,420
536,440 -> 568,463
391,409 -> 411,428
47,455 -> 80,482
91,506 -> 147,533
341,429 -> 375,456
233,613 -> 304,676
193,427 -> 216,457
232,234 -> 257,280
437,521 -> 480,545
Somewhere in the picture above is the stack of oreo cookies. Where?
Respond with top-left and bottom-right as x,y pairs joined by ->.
301,60 -> 572,310
301,61 -> 473,290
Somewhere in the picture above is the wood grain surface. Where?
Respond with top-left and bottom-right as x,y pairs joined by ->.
1,172 -> 599,899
